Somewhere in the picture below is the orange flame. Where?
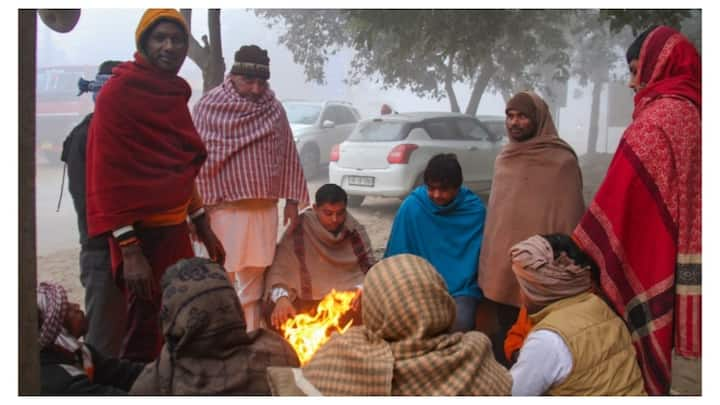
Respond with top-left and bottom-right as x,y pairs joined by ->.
281,289 -> 357,365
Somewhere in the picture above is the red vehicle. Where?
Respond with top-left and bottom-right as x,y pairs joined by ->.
36,65 -> 96,164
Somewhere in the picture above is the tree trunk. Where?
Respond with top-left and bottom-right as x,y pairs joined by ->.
204,9 -> 225,92
180,9 -> 207,68
180,9 -> 226,93
465,63 -> 497,116
586,79 -> 604,154
501,89 -> 513,104
445,79 -> 460,113
19,9 -> 41,395
440,55 -> 460,113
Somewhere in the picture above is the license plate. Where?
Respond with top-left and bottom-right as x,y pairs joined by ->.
348,176 -> 375,187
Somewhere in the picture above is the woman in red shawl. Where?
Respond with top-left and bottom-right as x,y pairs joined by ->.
573,26 -> 700,395
86,9 -> 225,362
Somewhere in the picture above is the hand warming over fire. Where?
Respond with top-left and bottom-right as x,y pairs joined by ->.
271,296 -> 296,329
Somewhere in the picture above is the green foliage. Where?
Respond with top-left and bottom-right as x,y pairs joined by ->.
599,9 -> 692,36
256,9 -> 572,114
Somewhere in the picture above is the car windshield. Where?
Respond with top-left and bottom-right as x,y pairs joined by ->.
283,103 -> 322,125
348,120 -> 407,142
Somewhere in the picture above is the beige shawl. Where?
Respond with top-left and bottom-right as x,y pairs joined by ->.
269,254 -> 512,396
264,209 -> 375,301
510,235 -> 592,307
478,91 -> 585,307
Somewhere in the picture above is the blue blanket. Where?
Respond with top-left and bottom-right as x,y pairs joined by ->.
385,185 -> 485,298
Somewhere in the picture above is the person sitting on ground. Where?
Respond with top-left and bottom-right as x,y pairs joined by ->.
130,257 -> 299,395
508,234 -> 646,396
264,183 -> 375,331
266,254 -> 511,396
385,154 -> 486,332
38,282 -> 144,395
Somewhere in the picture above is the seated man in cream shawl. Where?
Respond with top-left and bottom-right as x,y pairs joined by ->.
264,183 -> 376,330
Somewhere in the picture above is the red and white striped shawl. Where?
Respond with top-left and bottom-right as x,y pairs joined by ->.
193,77 -> 309,206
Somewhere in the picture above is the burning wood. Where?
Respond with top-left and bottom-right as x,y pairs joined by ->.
280,289 -> 358,365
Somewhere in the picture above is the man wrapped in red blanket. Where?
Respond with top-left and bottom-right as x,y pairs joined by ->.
86,8 -> 225,362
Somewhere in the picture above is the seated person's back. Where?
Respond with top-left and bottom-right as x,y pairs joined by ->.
130,257 -> 299,395
267,254 -> 512,396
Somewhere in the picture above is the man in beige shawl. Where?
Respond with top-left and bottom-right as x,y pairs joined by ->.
264,183 -> 376,330
266,254 -> 512,396
478,91 -> 585,366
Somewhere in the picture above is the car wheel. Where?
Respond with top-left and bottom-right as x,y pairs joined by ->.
347,195 -> 365,207
300,145 -> 320,180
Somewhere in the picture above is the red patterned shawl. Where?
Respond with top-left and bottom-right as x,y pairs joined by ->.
192,77 -> 309,206
86,53 -> 207,236
573,26 -> 700,395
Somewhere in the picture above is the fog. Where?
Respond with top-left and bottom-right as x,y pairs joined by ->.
34,8 -> 699,257
36,8 -> 627,153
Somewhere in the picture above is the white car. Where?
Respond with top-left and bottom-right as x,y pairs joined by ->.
329,112 -> 505,206
283,100 -> 361,178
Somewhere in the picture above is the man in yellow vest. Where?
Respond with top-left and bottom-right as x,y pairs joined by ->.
508,234 -> 645,396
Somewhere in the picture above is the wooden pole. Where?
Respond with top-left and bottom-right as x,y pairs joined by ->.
19,8 -> 40,395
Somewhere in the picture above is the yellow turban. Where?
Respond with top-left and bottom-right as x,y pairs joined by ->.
135,8 -> 189,52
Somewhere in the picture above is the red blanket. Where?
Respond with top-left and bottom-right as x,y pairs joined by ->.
86,53 -> 207,236
574,27 -> 700,395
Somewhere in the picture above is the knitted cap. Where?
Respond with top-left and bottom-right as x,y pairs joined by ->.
135,8 -> 189,52
505,92 -> 537,125
230,45 -> 270,80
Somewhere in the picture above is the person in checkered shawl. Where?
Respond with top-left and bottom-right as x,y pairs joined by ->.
267,254 -> 512,396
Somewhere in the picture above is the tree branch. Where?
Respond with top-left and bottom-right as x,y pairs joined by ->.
180,8 -> 209,70
465,62 -> 497,116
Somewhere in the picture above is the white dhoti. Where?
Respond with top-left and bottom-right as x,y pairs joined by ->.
208,200 -> 279,331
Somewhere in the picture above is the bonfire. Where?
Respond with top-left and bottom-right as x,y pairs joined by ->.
280,289 -> 358,365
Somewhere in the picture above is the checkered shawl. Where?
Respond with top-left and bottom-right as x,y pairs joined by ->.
130,258 -> 299,394
37,282 -> 69,349
193,77 -> 309,206
302,254 -> 512,396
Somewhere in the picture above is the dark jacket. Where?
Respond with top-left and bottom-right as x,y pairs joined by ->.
40,343 -> 144,395
61,113 -> 108,250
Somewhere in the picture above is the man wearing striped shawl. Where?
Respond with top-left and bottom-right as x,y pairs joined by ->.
193,45 -> 310,331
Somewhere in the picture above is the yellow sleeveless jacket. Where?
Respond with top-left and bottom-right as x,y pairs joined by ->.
529,292 -> 646,396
